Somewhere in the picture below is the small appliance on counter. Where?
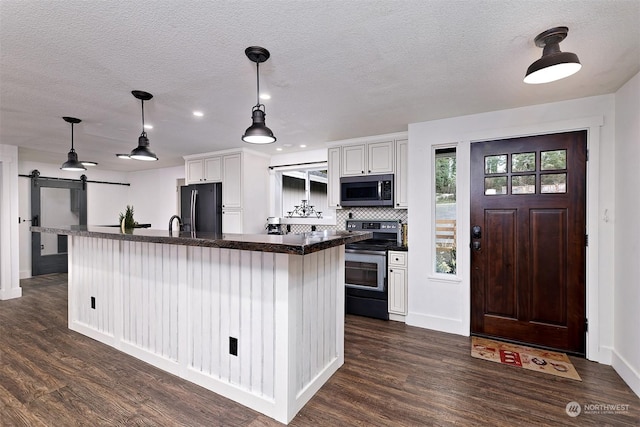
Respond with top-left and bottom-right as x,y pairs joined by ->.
266,217 -> 286,235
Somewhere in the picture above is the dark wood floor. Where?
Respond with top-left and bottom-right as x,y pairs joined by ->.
1,274 -> 638,426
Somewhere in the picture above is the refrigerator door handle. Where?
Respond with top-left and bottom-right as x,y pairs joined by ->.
191,189 -> 198,231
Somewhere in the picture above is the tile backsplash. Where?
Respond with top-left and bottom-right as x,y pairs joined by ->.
287,207 -> 408,233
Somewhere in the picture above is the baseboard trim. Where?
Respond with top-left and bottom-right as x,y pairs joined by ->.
0,287 -> 22,300
405,312 -> 465,336
611,349 -> 640,398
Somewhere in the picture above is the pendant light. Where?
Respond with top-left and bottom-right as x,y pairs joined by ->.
129,90 -> 158,161
242,46 -> 276,144
60,116 -> 86,171
524,26 -> 581,84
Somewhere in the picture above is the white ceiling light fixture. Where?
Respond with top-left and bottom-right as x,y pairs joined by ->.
81,160 -> 98,167
524,26 -> 581,84
241,46 -> 276,144
60,116 -> 86,171
128,90 -> 158,161
193,111 -> 204,117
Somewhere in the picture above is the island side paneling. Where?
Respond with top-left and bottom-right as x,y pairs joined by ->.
67,235 -> 344,424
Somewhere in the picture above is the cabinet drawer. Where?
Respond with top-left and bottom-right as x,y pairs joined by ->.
388,251 -> 407,267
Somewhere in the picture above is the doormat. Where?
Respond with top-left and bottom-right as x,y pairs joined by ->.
471,336 -> 581,381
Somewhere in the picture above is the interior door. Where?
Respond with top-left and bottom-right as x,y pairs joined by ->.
470,131 -> 586,355
31,176 -> 87,276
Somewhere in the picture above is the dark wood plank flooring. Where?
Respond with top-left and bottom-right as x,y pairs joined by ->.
1,273 -> 638,426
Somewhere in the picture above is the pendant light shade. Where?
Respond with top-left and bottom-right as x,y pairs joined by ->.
524,27 -> 581,84
242,46 -> 276,144
60,116 -> 86,171
129,90 -> 158,161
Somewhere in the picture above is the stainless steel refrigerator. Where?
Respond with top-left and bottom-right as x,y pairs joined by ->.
180,183 -> 222,233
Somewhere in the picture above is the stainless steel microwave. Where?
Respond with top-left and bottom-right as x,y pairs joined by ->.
340,174 -> 394,207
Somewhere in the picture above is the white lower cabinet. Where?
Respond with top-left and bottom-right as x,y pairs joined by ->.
388,250 -> 408,318
222,209 -> 243,234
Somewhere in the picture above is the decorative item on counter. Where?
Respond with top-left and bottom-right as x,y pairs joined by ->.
402,223 -> 408,247
286,199 -> 322,218
119,205 -> 137,232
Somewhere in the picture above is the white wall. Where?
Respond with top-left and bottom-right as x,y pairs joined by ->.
0,145 -> 21,299
407,94 -> 616,364
18,160 -> 129,278
613,71 -> 640,397
126,165 -> 184,229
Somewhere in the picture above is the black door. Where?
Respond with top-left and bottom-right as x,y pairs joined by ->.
31,175 -> 87,276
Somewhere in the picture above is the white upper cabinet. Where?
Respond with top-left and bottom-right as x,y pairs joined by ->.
395,139 -> 408,208
222,153 -> 242,209
341,144 -> 367,176
204,157 -> 222,182
327,147 -> 342,209
185,156 -> 222,184
368,141 -> 395,175
341,140 -> 394,176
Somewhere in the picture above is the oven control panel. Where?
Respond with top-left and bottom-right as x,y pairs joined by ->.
346,220 -> 400,231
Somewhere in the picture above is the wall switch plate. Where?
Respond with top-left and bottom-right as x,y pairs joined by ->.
229,337 -> 238,356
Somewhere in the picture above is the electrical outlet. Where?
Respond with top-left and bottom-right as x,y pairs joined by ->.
229,337 -> 238,356
91,296 -> 96,309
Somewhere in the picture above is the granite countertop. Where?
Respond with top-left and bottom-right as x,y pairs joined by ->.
31,225 -> 372,255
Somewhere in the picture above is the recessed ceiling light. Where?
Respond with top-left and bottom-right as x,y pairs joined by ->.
259,93 -> 271,100
193,111 -> 204,117
144,124 -> 153,130
300,144 -> 307,148
276,147 -> 283,151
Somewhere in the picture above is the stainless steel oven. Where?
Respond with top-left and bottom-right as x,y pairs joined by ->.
345,249 -> 386,291
345,220 -> 401,320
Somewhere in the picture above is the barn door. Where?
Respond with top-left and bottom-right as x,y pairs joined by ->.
470,131 -> 586,355
31,173 -> 87,276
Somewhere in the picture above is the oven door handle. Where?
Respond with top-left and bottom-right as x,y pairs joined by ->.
345,248 -> 387,256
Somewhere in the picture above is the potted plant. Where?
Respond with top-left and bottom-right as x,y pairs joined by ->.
119,205 -> 137,232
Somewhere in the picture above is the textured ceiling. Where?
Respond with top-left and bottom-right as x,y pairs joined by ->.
1,0 -> 639,172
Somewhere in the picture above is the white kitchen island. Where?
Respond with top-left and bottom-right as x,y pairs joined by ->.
32,226 -> 370,424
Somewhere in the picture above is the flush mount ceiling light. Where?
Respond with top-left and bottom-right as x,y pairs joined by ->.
241,46 -> 276,144
60,116 -> 86,171
128,90 -> 158,161
524,26 -> 581,84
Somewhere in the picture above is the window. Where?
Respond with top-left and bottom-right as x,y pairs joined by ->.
280,167 -> 328,218
434,148 -> 457,274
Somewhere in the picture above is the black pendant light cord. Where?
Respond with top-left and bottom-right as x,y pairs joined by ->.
255,62 -> 261,108
70,123 -> 75,151
140,99 -> 147,136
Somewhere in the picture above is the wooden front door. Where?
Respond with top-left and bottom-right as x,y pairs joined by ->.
470,131 -> 587,355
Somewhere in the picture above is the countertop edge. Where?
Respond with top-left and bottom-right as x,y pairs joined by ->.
31,226 -> 372,255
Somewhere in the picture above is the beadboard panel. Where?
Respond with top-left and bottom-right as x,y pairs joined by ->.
69,236 -> 116,337
120,241 -> 183,362
187,247 -> 276,399
67,236 -> 345,424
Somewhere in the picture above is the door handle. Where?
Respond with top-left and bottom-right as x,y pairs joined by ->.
472,225 -> 482,239
472,241 -> 481,251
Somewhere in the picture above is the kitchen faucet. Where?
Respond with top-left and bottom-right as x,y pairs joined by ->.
169,215 -> 183,232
